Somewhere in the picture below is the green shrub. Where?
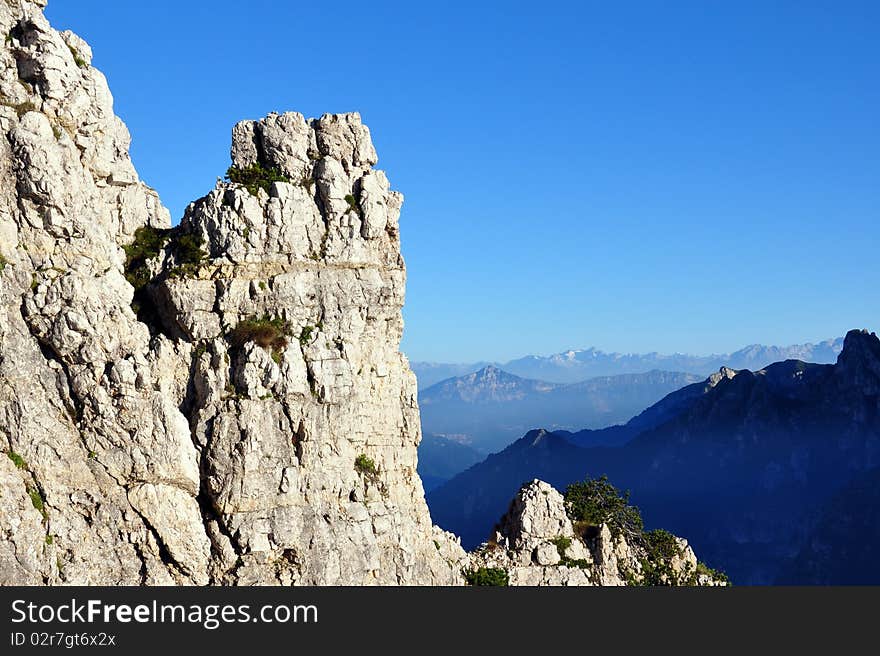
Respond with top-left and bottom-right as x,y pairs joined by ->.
644,529 -> 680,561
299,325 -> 315,346
123,225 -> 170,291
463,567 -> 509,586
176,232 -> 206,265
563,474 -> 731,586
693,561 -> 730,585
355,454 -> 377,476
563,475 -> 643,540
639,529 -> 683,586
225,163 -> 290,196
228,315 -> 291,358
550,535 -> 571,558
0,253 -> 7,271
6,450 -> 27,470
344,194 -> 359,214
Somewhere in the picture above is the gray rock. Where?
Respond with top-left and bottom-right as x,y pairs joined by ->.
0,0 -> 463,586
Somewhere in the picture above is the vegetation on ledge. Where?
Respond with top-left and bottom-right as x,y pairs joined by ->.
228,315 -> 292,360
67,44 -> 87,68
463,567 -> 509,586
6,450 -> 27,470
123,225 -> 170,291
166,232 -> 207,278
564,475 -> 730,586
564,474 -> 643,541
355,454 -> 377,476
225,162 -> 290,196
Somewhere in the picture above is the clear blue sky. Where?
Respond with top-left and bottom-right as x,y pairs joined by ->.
46,1 -> 879,362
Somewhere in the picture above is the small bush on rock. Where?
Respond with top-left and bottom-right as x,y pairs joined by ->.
228,315 -> 291,360
550,535 -> 571,557
344,193 -> 359,214
299,325 -> 315,345
564,474 -> 730,585
639,529 -> 683,586
463,567 -> 509,586
123,226 -> 170,291
355,454 -> 377,476
176,232 -> 207,266
693,561 -> 730,585
563,474 -> 643,541
225,163 -> 290,196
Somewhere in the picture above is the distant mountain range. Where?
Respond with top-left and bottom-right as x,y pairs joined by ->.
418,366 -> 701,454
427,330 -> 880,584
411,337 -> 843,388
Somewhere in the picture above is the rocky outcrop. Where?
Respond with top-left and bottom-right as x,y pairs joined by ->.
1,0 -> 191,585
0,1 -> 716,587
0,0 -> 465,585
468,480 -> 723,586
143,109 -> 468,585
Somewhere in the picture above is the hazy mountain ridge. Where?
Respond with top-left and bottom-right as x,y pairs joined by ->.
417,435 -> 484,492
418,366 -> 701,453
412,337 -> 843,388
420,365 -> 562,403
428,329 -> 880,584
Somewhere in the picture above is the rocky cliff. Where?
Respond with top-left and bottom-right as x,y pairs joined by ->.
0,0 -> 715,587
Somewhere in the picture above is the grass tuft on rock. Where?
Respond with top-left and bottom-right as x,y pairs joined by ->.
6,450 -> 27,470
29,488 -> 47,520
67,44 -> 87,68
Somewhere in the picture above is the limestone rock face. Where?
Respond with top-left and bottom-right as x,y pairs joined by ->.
0,0 -> 463,585
1,0 -> 194,585
149,110 -> 461,584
